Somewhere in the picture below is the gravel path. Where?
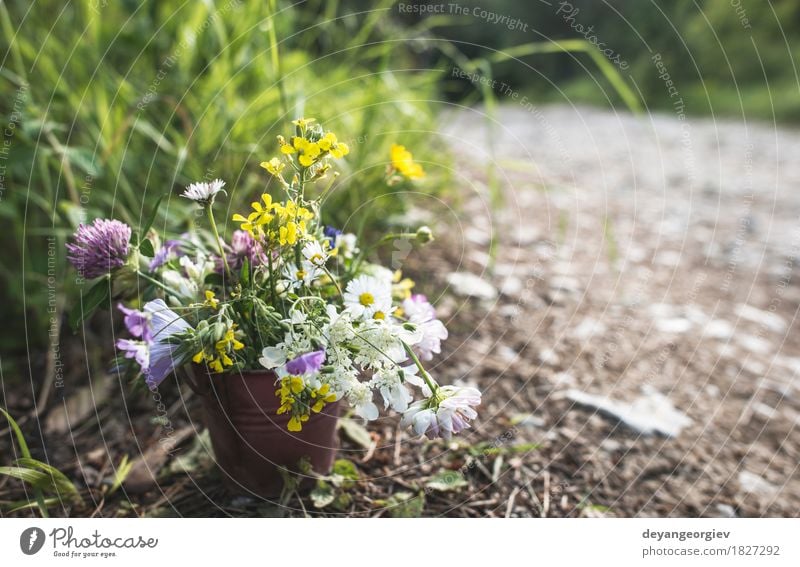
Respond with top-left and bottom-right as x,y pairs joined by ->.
422,104 -> 800,516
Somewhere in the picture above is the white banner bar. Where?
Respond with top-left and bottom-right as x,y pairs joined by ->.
2,518 -> 799,565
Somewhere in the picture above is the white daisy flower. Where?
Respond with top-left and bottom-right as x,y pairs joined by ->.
180,178 -> 226,206
281,261 -> 320,290
302,240 -> 329,267
343,274 -> 392,320
335,233 -> 359,259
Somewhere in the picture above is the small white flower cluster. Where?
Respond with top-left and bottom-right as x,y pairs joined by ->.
259,253 -> 480,439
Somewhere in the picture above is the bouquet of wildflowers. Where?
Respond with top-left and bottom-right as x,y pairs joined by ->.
66,118 -> 480,439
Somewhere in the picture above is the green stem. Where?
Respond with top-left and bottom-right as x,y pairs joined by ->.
136,271 -> 182,296
206,204 -> 231,280
267,245 -> 277,307
320,265 -> 343,297
402,342 -> 439,395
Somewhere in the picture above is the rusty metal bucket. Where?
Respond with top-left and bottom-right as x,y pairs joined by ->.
185,367 -> 340,498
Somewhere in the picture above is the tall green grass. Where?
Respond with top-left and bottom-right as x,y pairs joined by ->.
0,0 -> 441,352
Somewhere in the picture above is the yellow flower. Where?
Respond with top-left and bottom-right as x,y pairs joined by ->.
318,132 -> 349,159
288,415 -> 302,431
216,327 -> 244,352
293,137 -> 322,167
260,157 -> 285,176
392,276 -> 415,300
232,194 -> 275,237
204,290 -> 219,309
390,143 -> 425,180
278,135 -> 296,154
279,221 -> 298,245
292,117 -> 316,129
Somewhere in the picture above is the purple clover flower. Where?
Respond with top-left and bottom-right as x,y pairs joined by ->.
66,219 -> 131,280
285,349 -> 326,375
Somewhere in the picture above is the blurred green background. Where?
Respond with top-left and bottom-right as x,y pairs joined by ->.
0,0 -> 796,360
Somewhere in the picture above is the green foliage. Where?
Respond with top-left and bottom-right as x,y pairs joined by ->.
425,469 -> 468,492
309,458 -> 360,510
377,491 -> 426,517
431,0 -> 800,120
0,0 -> 442,351
0,407 -> 82,516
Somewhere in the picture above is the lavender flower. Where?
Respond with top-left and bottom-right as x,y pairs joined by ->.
401,385 -> 481,439
285,349 -> 326,375
117,303 -> 152,342
143,299 -> 193,386
149,240 -> 182,271
66,219 -> 131,280
116,339 -> 149,368
115,299 -> 193,388
402,294 -> 448,361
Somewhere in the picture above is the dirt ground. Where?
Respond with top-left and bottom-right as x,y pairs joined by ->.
2,104 -> 799,517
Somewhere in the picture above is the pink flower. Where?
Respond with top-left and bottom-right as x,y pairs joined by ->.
401,385 -> 481,439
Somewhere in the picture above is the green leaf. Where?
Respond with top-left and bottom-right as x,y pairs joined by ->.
0,409 -> 49,516
69,278 -> 110,331
0,466 -> 55,490
15,458 -> 81,502
139,238 -> 155,257
239,257 -> 250,287
382,491 -> 425,518
0,407 -> 32,459
338,418 -> 372,449
204,272 -> 224,287
140,194 -> 165,237
310,480 -> 336,509
332,459 -> 359,481
425,470 -> 468,492
109,455 -> 133,496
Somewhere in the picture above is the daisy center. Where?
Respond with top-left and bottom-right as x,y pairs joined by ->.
296,269 -> 307,279
373,311 -> 386,320
359,292 -> 375,306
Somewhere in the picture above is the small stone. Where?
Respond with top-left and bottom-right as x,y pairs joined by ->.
572,318 -> 607,340
715,504 -> 737,518
567,386 -> 692,437
499,276 -> 524,297
655,318 -> 692,334
737,334 -> 772,354
550,275 -> 581,293
446,272 -> 498,300
735,304 -> 786,333
552,372 -> 577,387
703,319 -> 734,339
738,471 -> 777,497
539,348 -> 560,365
